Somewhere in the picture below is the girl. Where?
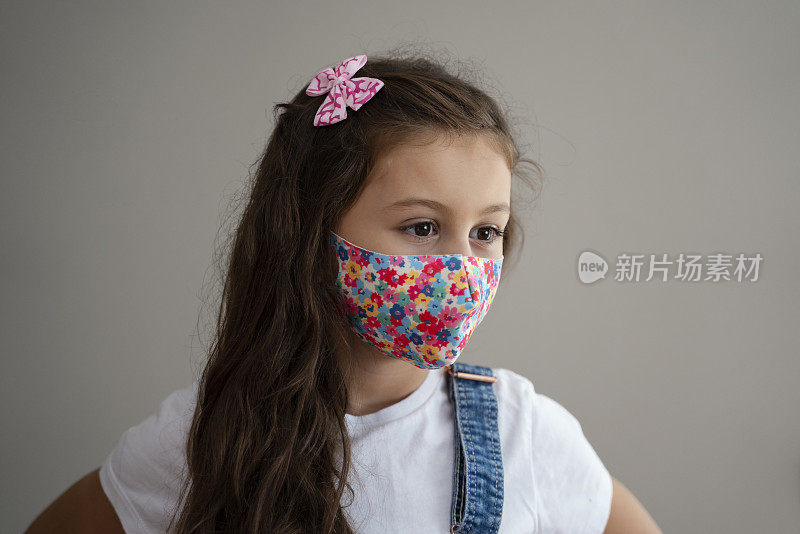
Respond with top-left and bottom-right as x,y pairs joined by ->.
27,52 -> 661,533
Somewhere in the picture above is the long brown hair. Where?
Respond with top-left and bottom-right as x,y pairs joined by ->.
169,46 -> 544,533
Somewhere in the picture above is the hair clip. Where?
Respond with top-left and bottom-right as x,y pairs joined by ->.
305,54 -> 384,126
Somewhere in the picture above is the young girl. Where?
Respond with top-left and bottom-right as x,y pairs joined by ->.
27,52 -> 661,533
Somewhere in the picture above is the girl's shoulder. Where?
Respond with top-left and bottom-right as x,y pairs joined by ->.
490,366 -> 613,533
491,366 -> 587,433
492,366 -> 535,396
98,379 -> 198,533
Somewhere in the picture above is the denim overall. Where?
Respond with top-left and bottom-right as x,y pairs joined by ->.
445,362 -> 504,533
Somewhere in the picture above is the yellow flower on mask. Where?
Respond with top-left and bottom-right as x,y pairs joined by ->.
403,269 -> 421,286
362,297 -> 379,317
414,293 -> 432,307
345,260 -> 361,280
451,270 -> 469,291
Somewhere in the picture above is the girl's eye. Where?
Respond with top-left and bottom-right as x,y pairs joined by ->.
470,226 -> 505,245
400,221 -> 506,245
402,221 -> 438,241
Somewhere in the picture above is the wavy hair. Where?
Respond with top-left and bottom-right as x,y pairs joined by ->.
169,46 -> 544,533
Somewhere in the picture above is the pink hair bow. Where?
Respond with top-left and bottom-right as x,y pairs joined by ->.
305,54 -> 384,127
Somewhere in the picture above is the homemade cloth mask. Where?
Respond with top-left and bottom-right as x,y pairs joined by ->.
329,230 -> 503,369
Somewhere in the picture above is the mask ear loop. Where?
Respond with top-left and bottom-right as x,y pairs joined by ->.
445,365 -> 498,383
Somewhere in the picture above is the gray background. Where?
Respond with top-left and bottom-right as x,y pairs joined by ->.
2,2 -> 798,532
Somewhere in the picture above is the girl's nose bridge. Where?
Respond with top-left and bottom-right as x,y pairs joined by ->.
440,232 -> 497,260
440,235 -> 474,258
448,239 -> 474,256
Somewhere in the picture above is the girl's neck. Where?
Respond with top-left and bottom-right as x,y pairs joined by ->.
337,333 -> 430,416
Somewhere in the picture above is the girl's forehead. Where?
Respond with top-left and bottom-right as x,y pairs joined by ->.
365,135 -> 512,196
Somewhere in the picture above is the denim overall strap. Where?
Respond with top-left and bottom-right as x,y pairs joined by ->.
446,362 -> 504,534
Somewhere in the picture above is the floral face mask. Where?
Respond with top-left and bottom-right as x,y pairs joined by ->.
329,230 -> 504,369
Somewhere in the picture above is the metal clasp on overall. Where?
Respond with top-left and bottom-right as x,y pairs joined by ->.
445,365 -> 498,383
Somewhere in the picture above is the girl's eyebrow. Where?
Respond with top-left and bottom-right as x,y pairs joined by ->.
386,197 -> 510,216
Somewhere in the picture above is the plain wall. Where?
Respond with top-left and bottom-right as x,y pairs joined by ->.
2,1 -> 798,532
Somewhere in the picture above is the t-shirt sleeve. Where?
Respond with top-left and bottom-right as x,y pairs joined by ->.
98,380 -> 198,534
529,383 -> 613,533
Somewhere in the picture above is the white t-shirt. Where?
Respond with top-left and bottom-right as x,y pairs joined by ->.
99,366 -> 613,533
